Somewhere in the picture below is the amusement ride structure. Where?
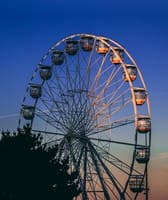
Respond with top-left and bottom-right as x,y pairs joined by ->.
18,34 -> 151,200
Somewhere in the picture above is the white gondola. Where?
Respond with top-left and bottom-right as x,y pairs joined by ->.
80,35 -> 94,51
123,64 -> 137,81
22,105 -> 35,120
30,84 -> 42,99
51,50 -> 65,65
137,116 -> 151,133
134,88 -> 147,105
39,65 -> 52,80
110,47 -> 124,64
96,40 -> 109,54
129,175 -> 144,193
65,40 -> 78,55
136,147 -> 150,163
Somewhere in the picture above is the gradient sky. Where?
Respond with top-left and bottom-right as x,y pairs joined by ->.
0,0 -> 168,199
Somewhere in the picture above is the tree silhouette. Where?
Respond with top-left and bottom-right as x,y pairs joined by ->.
0,125 -> 80,200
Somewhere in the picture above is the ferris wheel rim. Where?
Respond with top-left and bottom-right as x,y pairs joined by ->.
19,33 -> 151,123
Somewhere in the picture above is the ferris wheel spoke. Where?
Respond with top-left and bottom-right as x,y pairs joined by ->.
72,141 -> 84,164
70,95 -> 86,127
31,129 -> 64,146
77,54 -> 88,91
91,144 -> 133,199
87,157 -> 119,200
89,137 -> 137,147
52,69 -> 80,126
85,159 -> 98,199
41,84 -> 70,128
60,60 -> 90,132
74,53 -> 83,90
82,145 -> 89,199
58,137 -> 80,161
92,65 -> 122,105
66,54 -> 89,98
76,146 -> 85,169
45,136 -> 63,145
64,57 -> 79,94
65,140 -> 89,200
100,78 -> 126,106
37,97 -> 66,127
65,50 -> 87,96
74,93 -> 94,128
89,142 -> 124,185
46,72 -> 72,125
107,89 -> 131,111
88,143 -> 111,200
89,89 -> 132,131
57,139 -> 68,160
92,142 -> 141,176
85,39 -> 97,89
90,77 -> 124,113
88,116 -> 134,137
88,141 -> 124,198
32,129 -> 65,136
94,87 -> 130,119
35,108 -> 67,132
65,139 -> 78,167
90,52 -> 111,92
92,100 -> 131,131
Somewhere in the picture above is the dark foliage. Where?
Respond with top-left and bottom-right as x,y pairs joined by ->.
0,126 -> 80,200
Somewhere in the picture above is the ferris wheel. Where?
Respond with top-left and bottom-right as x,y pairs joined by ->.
19,34 -> 151,200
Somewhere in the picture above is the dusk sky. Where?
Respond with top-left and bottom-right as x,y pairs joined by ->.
0,0 -> 168,199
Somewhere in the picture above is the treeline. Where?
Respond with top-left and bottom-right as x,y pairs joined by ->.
0,125 -> 80,200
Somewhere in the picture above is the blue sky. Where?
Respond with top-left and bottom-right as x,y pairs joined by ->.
0,0 -> 168,198
0,0 -> 167,139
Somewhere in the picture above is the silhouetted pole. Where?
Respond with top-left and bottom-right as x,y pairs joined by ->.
146,163 -> 149,200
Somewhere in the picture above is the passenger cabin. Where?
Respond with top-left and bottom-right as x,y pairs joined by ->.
80,36 -> 94,51
134,88 -> 147,105
137,116 -> 151,133
39,65 -> 52,80
29,84 -> 42,99
136,147 -> 150,163
129,175 -> 144,193
22,105 -> 35,120
96,40 -> 109,54
111,47 -> 124,64
123,64 -> 137,81
51,50 -> 65,65
65,40 -> 78,55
